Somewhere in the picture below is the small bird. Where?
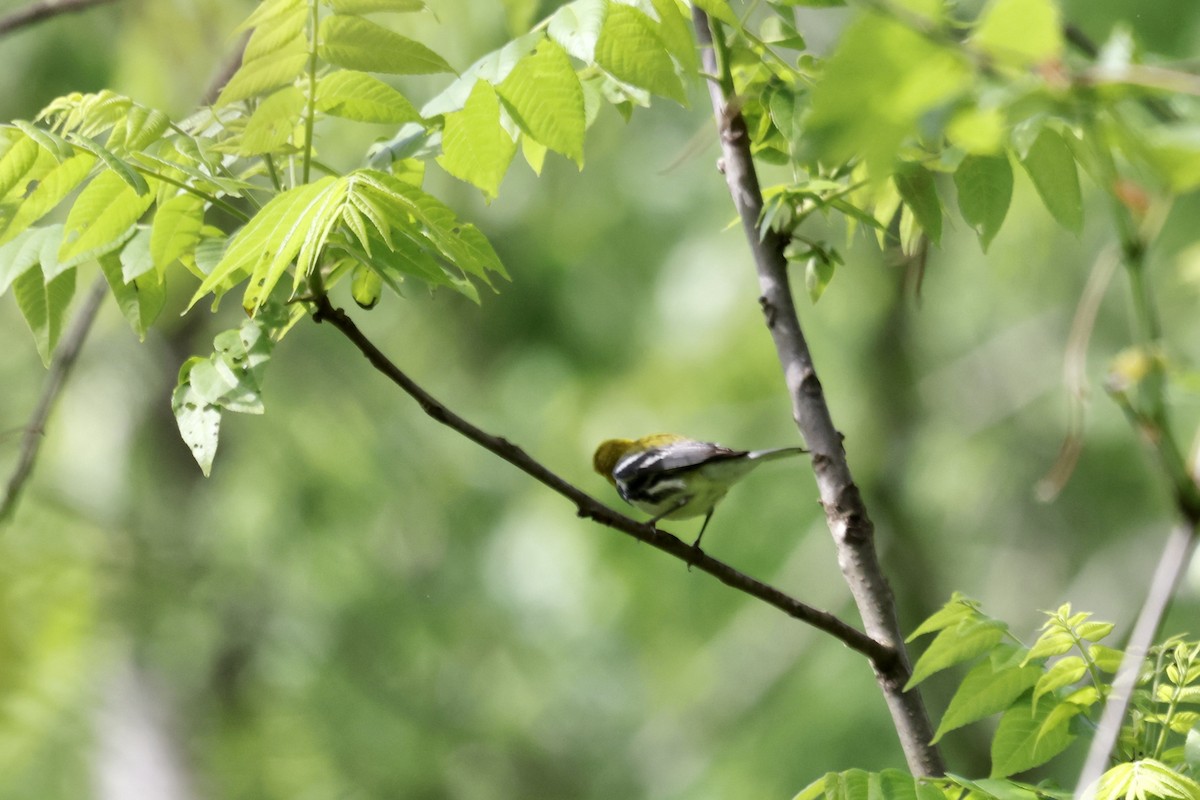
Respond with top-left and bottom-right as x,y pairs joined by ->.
592,434 -> 808,549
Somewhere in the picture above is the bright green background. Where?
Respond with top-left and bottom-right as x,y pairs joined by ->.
2,0 -> 1200,796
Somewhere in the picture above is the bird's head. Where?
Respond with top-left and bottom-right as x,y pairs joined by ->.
592,434 -> 687,483
592,439 -> 636,484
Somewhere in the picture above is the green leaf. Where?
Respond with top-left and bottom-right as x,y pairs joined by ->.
172,319 -> 275,475
318,14 -> 453,75
0,225 -> 60,296
12,120 -> 73,161
907,618 -> 1008,689
1032,656 -> 1087,707
805,257 -> 835,303
547,0 -> 606,63
239,86 -> 305,155
0,134 -> 41,199
422,32 -> 541,118
973,0 -> 1063,68
316,70 -> 421,123
1092,760 -> 1200,800
908,593 -> 984,640
188,177 -> 338,309
217,35 -> 308,105
933,651 -> 1041,743
150,193 -> 206,275
100,247 -> 164,339
1089,645 -> 1124,673
594,3 -> 686,104
351,263 -> 382,308
954,154 -> 1012,251
496,38 -> 586,164
0,151 -> 96,246
59,168 -> 156,263
1020,128 -> 1083,233
13,260 -> 75,366
894,165 -> 942,245
324,0 -> 424,11
651,0 -> 699,72
437,80 -> 517,200
172,371 -> 221,477
806,14 -> 969,178
119,225 -> 154,282
990,698 -> 1075,778
692,0 -> 737,25
67,135 -> 149,195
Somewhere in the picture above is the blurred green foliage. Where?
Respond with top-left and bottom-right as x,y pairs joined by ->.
2,0 -> 1200,798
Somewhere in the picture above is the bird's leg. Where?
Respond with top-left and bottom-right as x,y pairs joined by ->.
646,496 -> 689,526
690,508 -> 714,552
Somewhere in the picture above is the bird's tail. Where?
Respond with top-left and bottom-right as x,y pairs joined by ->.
746,446 -> 808,462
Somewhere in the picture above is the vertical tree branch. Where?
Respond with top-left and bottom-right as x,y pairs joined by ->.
691,9 -> 944,777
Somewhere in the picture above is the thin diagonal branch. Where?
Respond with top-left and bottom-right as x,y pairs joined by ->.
0,0 -> 117,37
309,295 -> 893,665
0,274 -> 107,524
692,8 -> 944,777
1075,523 -> 1199,798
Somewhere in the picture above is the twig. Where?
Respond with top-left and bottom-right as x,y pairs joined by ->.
0,274 -> 107,524
309,295 -> 892,665
692,8 -> 944,777
1075,523 -> 1200,797
0,0 -> 117,37
200,31 -> 249,107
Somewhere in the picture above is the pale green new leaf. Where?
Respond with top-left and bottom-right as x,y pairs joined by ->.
973,0 -> 1062,68
0,225 -> 60,296
242,1 -> 306,62
239,86 -> 305,155
99,248 -> 164,339
324,0 -> 425,11
59,168 -> 155,263
908,593 -> 985,641
547,0 -> 606,63
117,105 -> 172,152
990,698 -> 1075,778
172,370 -> 221,477
1092,760 -> 1200,800
1020,128 -> 1083,233
907,618 -> 1008,689
150,193 -> 205,275
67,135 -> 150,195
651,0 -> 699,71
1032,656 -> 1087,707
236,0 -> 304,35
933,652 -> 1041,743
894,165 -> 942,245
497,38 -> 586,164
118,225 -> 154,281
594,3 -> 685,103
13,119 -> 73,161
188,177 -> 337,309
13,260 -> 75,366
421,31 -> 541,117
316,70 -> 421,123
218,35 -> 308,105
351,263 -> 382,308
0,152 -> 95,246
318,14 -> 453,75
806,14 -> 969,178
437,79 -> 517,199
954,154 -> 1012,251
0,134 -> 41,199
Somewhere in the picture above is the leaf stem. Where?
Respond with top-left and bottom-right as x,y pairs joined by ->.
302,0 -> 319,185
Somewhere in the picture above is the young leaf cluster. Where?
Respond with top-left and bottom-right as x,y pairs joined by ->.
797,595 -> 1200,800
725,0 -> 1200,299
